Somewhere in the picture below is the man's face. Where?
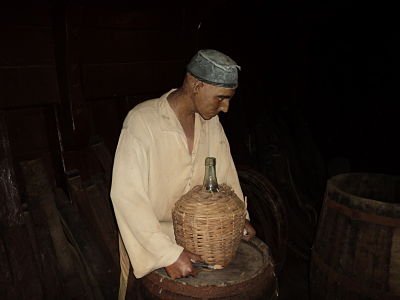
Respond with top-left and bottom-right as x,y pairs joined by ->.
193,82 -> 236,120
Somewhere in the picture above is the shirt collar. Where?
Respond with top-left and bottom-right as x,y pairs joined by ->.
159,89 -> 206,132
159,89 -> 181,132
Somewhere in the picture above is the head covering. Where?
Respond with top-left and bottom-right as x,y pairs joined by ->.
186,49 -> 240,88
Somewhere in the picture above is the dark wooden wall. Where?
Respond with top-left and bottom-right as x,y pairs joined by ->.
1,6 -> 59,298
0,3 -> 203,299
0,3 -> 204,183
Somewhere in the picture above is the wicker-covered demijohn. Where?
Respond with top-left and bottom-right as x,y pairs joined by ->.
172,184 -> 246,267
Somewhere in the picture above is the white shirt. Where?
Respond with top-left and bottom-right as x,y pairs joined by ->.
111,90 -> 245,278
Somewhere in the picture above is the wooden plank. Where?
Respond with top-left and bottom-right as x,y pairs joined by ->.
0,27 -> 56,65
78,28 -> 196,63
20,158 -> 94,299
62,148 -> 108,183
77,7 -> 185,29
62,143 -> 119,270
22,208 -> 65,300
67,175 -> 115,261
5,108 -> 50,155
53,5 -> 94,149
0,67 -> 60,108
0,235 -> 11,284
85,178 -> 119,266
0,112 -> 44,299
0,111 -> 23,226
62,150 -> 91,181
353,222 -> 391,289
89,140 -> 115,182
390,228 -> 400,294
88,100 -> 125,154
82,60 -> 185,99
0,5 -> 52,26
1,226 -> 43,300
61,178 -> 119,299
4,107 -> 61,183
57,186 -> 119,299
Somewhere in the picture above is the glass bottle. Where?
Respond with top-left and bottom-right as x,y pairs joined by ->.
203,157 -> 219,192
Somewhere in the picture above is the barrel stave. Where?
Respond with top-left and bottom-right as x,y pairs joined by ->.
311,173 -> 400,299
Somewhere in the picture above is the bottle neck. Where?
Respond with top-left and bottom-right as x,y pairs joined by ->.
203,160 -> 219,192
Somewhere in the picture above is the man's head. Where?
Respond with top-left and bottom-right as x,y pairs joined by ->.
185,50 -> 240,119
186,49 -> 240,88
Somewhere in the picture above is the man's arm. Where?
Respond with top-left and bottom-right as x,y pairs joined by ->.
111,127 -> 183,278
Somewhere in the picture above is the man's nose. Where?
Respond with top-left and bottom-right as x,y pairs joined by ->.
219,99 -> 230,113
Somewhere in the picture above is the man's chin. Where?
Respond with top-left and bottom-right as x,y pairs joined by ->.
201,113 -> 217,120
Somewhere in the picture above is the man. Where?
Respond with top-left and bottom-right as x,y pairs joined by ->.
110,49 -> 256,299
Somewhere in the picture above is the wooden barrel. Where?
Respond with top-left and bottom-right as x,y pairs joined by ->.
310,173 -> 400,299
238,166 -> 288,273
140,237 -> 277,299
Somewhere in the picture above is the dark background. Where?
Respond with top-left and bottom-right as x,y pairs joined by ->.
1,1 -> 398,299
1,1 -> 398,176
205,0 -> 399,176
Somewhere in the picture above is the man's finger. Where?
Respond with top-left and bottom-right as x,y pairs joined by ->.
189,268 -> 200,277
189,253 -> 203,262
242,234 -> 250,241
167,270 -> 178,279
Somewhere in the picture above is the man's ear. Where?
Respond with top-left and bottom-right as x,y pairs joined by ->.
193,79 -> 203,94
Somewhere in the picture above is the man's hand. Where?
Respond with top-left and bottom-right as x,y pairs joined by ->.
242,219 -> 256,241
165,250 -> 202,279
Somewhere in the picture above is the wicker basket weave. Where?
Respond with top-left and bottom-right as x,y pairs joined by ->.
172,184 -> 246,267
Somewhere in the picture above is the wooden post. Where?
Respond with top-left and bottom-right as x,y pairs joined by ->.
0,112 -> 43,299
19,158 -> 95,299
52,3 -> 93,150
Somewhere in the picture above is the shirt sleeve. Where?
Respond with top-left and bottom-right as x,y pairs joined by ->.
110,122 -> 183,278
